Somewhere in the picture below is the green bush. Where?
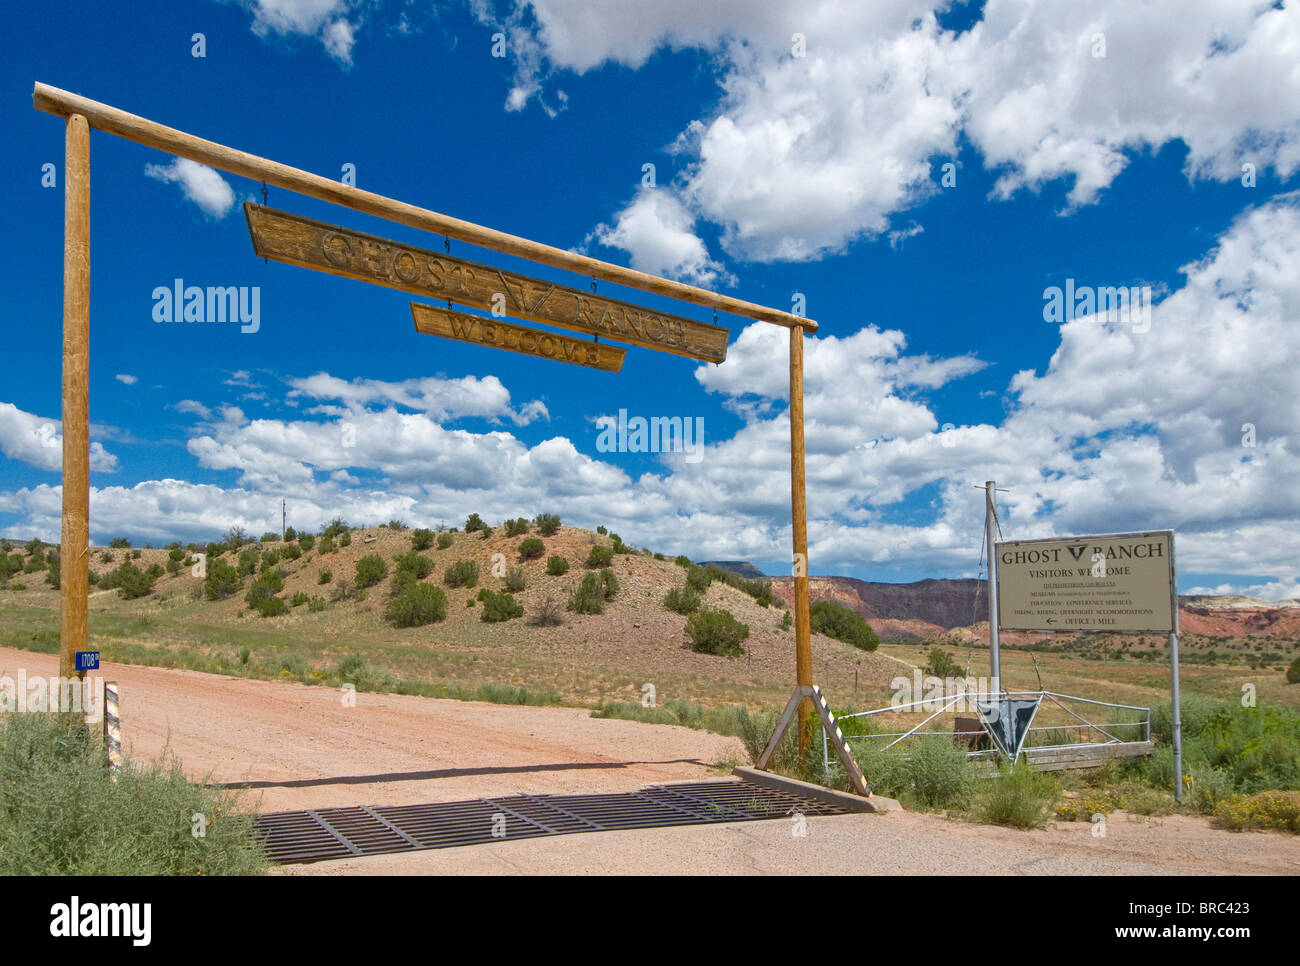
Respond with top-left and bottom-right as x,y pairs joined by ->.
386,584 -> 448,627
810,600 -> 880,652
321,518 -> 349,539
546,555 -> 569,576
518,537 -> 545,560
534,513 -> 561,536
339,531 -> 351,548
317,534 -> 335,554
903,737 -> 978,810
290,591 -> 311,607
444,560 -> 480,588
599,567 -> 620,599
0,713 -> 266,875
586,545 -> 614,568
107,537 -> 131,549
464,513 -> 487,533
686,608 -> 749,657
472,682 -> 562,706
567,573 -> 608,615
317,568 -> 333,585
254,596 -> 288,618
685,564 -> 712,592
663,586 -> 702,614
1147,699 -> 1300,796
504,567 -> 526,592
504,518 -> 530,537
411,528 -> 435,551
1288,657 -> 1300,685
1187,762 -> 1237,815
113,563 -> 157,600
703,565 -> 774,607
393,551 -> 434,583
279,543 -> 302,562
244,570 -> 284,611
276,652 -> 310,677
480,590 -> 524,623
354,554 -> 389,589
674,555 -> 691,568
298,532 -> 315,552
1199,704 -> 1300,793
236,547 -> 258,577
0,552 -> 21,583
204,559 -> 242,600
436,531 -> 454,549
923,647 -> 961,677
978,761 -> 1059,828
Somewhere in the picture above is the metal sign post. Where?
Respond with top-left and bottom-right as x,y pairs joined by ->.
984,481 -> 1001,689
1169,548 -> 1183,802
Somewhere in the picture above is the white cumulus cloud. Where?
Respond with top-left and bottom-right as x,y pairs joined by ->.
0,402 -> 118,473
144,158 -> 237,218
588,188 -> 733,287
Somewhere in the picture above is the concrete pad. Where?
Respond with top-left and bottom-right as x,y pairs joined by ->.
732,766 -> 902,813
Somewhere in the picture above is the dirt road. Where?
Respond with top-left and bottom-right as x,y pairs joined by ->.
0,647 -> 739,812
4,646 -> 1297,875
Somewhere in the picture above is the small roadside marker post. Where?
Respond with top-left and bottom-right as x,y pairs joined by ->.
103,681 -> 122,780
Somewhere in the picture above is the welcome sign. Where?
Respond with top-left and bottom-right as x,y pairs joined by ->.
995,530 -> 1176,634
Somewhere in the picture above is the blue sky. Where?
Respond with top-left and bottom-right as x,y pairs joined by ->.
2,1 -> 1298,597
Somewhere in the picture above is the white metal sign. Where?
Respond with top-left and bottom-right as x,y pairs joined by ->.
995,530 -> 1176,634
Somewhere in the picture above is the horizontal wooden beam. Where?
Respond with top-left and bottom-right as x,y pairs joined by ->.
411,304 -> 626,372
33,82 -> 816,334
1022,740 -> 1154,771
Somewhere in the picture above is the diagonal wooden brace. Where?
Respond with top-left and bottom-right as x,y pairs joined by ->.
755,685 -> 869,797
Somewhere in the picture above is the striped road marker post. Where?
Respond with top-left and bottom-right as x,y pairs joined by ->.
103,681 -> 122,780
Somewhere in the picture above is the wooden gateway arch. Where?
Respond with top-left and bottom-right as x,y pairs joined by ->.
33,81 -> 868,795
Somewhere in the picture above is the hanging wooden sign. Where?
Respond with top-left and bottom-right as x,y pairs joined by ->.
410,303 -> 625,372
245,203 -> 729,363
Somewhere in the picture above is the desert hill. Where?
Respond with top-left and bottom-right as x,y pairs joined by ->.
0,524 -> 902,709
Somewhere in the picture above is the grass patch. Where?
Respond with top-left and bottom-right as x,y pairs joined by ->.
0,712 -> 267,874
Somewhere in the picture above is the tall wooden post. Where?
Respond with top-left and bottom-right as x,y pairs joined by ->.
789,326 -> 813,756
59,113 -> 90,684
